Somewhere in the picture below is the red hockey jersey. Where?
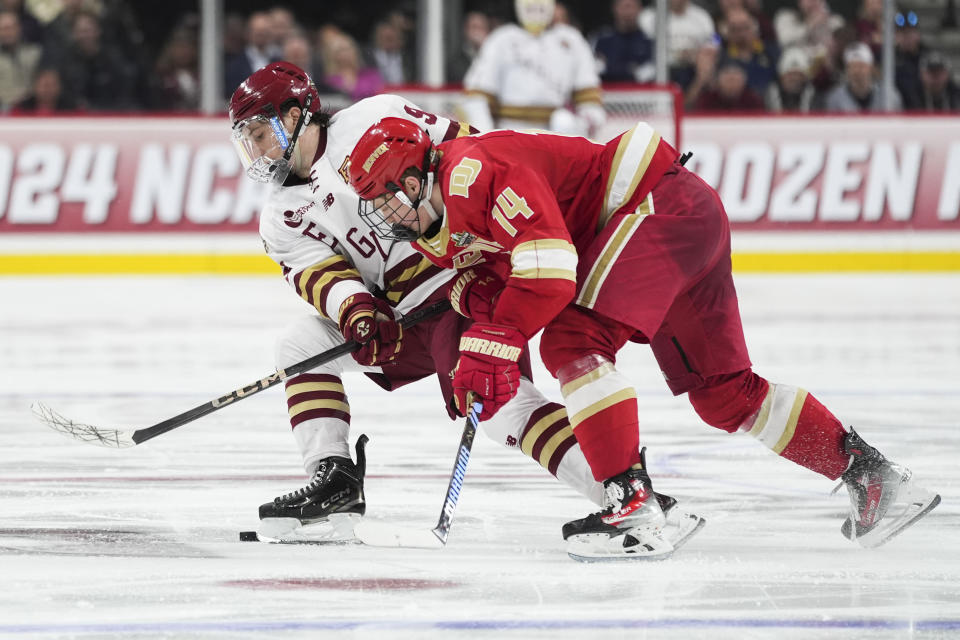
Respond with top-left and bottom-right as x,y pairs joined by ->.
414,124 -> 678,338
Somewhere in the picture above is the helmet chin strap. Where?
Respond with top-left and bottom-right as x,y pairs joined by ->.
418,172 -> 441,226
389,172 -> 441,241
270,94 -> 313,184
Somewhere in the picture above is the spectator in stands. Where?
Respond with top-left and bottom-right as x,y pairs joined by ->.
693,57 -> 765,111
809,22 -> 854,95
12,66 -> 74,113
42,0 -> 91,60
894,11 -> 927,110
593,0 -> 655,83
741,0 -> 777,45
715,0 -> 775,47
321,29 -> 382,101
720,7 -> 778,95
554,1 -> 576,28
282,32 -> 326,88
639,0 -> 716,91
0,9 -> 41,109
0,0 -> 41,44
683,37 -> 720,108
908,51 -> 960,111
853,0 -> 883,57
55,9 -> 137,110
368,20 -> 412,86
268,6 -> 296,59
224,12 -> 278,98
153,26 -> 199,111
773,0 -> 844,76
765,46 -> 817,112
223,12 -> 247,58
824,41 -> 901,112
446,10 -> 490,84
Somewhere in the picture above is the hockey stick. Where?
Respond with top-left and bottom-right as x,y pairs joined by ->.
354,399 -> 481,549
31,299 -> 451,449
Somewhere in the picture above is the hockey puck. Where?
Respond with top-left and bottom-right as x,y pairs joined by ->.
239,531 -> 259,542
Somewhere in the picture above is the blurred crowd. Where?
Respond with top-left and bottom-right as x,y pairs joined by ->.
588,0 -> 959,112
0,0 -> 958,115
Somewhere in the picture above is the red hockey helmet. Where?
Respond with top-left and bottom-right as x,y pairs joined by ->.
349,117 -> 432,200
349,117 -> 436,240
229,62 -> 321,184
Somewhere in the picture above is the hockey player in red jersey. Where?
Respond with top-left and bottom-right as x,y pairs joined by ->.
346,117 -> 941,560
229,62 -> 705,548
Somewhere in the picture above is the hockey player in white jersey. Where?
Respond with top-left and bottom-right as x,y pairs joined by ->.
229,62 -> 703,549
460,0 -> 607,137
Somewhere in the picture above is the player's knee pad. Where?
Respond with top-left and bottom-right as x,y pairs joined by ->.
541,308 -> 632,378
274,315 -> 343,372
688,369 -> 769,433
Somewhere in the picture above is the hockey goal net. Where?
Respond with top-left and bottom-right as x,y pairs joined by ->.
331,85 -> 683,148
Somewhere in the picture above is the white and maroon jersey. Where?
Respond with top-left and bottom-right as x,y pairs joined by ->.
259,94 -> 474,323
413,123 -> 679,338
463,23 -> 602,129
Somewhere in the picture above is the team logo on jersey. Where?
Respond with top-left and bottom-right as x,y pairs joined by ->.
451,231 -> 477,247
282,202 -> 316,228
338,157 -> 351,184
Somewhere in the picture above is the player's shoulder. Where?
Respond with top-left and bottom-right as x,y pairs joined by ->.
258,185 -> 315,242
330,94 -> 406,129
483,23 -> 525,45
549,23 -> 587,40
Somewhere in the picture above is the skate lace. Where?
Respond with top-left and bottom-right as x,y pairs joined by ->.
274,462 -> 330,506
603,481 -> 627,511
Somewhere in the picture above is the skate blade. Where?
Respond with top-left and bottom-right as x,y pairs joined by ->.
853,492 -> 941,548
664,511 -> 707,551
353,520 -> 445,549
567,530 -> 675,563
256,513 -> 361,544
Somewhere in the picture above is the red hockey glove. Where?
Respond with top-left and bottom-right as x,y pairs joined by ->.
338,294 -> 403,366
447,267 -> 504,323
451,323 -> 525,421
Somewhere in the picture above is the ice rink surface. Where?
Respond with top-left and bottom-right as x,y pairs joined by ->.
1,273 -> 958,639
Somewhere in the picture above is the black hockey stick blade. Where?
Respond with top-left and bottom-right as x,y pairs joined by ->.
33,299 -> 450,448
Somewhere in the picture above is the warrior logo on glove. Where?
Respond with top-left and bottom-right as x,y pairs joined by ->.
452,323 -> 525,421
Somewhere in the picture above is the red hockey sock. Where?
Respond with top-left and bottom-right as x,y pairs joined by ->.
557,355 -> 642,481
777,392 -> 850,480
691,371 -> 850,480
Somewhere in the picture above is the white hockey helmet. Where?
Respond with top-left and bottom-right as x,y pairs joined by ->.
515,0 -> 555,34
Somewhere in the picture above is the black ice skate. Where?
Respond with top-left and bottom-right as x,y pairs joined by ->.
835,428 -> 940,548
563,449 -> 702,562
256,434 -> 368,543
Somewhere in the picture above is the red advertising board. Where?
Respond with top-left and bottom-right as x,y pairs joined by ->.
685,115 -> 960,230
0,114 -> 958,232
0,117 -> 265,232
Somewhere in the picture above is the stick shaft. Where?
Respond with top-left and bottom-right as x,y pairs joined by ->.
431,401 -> 481,544
131,299 -> 450,445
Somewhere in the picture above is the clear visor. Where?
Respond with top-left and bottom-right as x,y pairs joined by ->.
231,115 -> 293,184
